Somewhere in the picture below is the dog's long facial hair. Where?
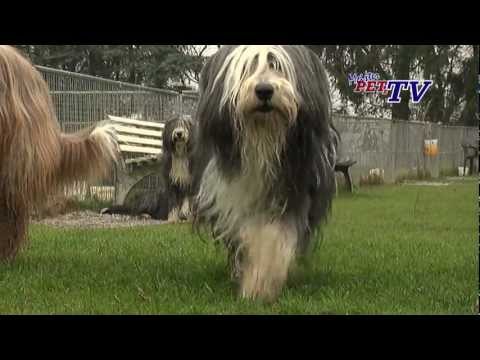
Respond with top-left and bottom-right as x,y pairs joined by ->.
163,117 -> 194,222
193,45 -> 338,302
0,45 -> 120,260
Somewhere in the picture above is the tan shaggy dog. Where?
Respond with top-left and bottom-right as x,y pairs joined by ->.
0,45 -> 120,261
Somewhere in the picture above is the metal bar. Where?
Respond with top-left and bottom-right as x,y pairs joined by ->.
36,65 -> 180,96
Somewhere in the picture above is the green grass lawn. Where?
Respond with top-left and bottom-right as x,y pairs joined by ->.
0,178 -> 477,314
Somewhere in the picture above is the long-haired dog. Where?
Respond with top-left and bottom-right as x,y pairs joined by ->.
162,116 -> 195,222
0,45 -> 120,260
101,116 -> 195,222
193,45 -> 339,302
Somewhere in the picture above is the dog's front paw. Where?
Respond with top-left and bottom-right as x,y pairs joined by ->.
167,207 -> 180,223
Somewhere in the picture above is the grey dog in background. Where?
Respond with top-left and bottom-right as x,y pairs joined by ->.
101,116 -> 196,222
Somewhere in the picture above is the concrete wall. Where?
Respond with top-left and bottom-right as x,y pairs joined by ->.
333,114 -> 478,184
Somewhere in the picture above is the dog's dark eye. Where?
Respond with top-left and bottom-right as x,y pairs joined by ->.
269,61 -> 281,72
267,53 -> 282,72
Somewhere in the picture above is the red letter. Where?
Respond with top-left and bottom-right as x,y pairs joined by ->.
354,80 -> 366,92
366,81 -> 376,92
376,80 -> 388,94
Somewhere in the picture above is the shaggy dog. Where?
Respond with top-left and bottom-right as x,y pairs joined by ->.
162,116 -> 195,221
192,45 -> 339,302
0,45 -> 120,260
101,116 -> 195,222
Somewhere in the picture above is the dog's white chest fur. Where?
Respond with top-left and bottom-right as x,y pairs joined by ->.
169,155 -> 191,187
196,158 -> 285,240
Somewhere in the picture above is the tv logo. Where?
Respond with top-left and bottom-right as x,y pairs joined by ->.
348,72 -> 433,104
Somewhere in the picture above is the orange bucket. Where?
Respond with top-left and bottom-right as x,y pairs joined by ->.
424,139 -> 438,156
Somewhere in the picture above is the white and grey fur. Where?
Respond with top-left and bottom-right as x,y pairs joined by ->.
162,116 -> 195,222
192,45 -> 339,302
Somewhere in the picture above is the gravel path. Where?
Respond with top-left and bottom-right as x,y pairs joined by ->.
402,181 -> 450,186
32,210 -> 171,229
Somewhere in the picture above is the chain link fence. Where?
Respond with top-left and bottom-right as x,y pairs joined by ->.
38,66 -> 198,202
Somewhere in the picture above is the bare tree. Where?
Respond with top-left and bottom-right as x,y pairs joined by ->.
175,45 -> 209,86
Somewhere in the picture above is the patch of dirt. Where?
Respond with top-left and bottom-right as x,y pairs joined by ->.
32,210 -> 171,229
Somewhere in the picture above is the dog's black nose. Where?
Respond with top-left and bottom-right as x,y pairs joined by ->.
255,83 -> 274,101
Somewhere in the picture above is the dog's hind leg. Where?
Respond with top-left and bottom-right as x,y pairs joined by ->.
0,199 -> 28,261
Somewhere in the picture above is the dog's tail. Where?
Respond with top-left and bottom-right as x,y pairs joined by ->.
57,121 -> 120,186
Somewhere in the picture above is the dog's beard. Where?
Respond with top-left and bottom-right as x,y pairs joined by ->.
170,140 -> 191,188
173,139 -> 188,156
235,97 -> 297,181
236,112 -> 289,181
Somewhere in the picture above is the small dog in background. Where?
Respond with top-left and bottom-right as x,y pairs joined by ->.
162,116 -> 196,222
101,116 -> 195,222
193,45 -> 339,302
